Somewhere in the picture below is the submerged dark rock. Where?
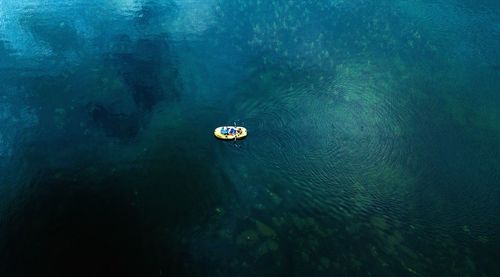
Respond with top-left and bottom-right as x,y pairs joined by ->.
105,36 -> 182,111
87,102 -> 140,139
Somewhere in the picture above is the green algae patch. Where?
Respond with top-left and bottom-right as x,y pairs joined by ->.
54,108 -> 66,114
442,92 -> 500,134
370,216 -> 390,231
236,230 -> 259,245
463,225 -> 471,233
292,216 -> 307,231
257,240 -> 279,256
256,220 -> 277,238
53,107 -> 67,129
267,240 -> 279,251
268,191 -> 282,205
301,251 -> 310,262
217,228 -> 232,240
444,97 -> 467,126
320,257 -> 331,269
215,207 -> 224,215
477,235 -> 489,243
272,216 -> 286,227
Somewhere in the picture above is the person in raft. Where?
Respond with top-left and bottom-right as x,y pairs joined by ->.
230,128 -> 243,136
222,127 -> 242,136
221,127 -> 234,135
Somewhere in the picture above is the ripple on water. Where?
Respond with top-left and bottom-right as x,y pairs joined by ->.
222,60 -> 417,222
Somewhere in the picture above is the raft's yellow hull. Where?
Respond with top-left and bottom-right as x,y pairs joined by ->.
214,126 -> 248,140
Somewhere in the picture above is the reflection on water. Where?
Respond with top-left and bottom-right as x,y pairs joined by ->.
0,0 -> 499,276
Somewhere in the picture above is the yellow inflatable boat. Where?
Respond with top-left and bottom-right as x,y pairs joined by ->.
214,126 -> 248,140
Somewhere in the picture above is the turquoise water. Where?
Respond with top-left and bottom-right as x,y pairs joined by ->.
0,0 -> 499,276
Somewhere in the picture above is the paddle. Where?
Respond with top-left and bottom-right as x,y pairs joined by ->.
233,122 -> 237,141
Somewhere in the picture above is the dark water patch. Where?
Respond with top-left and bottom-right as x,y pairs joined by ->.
0,40 -> 17,63
18,11 -> 83,53
104,35 -> 182,111
396,61 -> 500,250
133,0 -> 178,26
9,35 -> 183,140
491,64 -> 500,72
408,107 -> 500,239
0,175 -> 146,276
87,102 -> 140,139
0,141 -> 230,276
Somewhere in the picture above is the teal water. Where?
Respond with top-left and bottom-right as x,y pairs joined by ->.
0,0 -> 499,276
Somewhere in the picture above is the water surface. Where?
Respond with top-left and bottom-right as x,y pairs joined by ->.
0,0 -> 499,276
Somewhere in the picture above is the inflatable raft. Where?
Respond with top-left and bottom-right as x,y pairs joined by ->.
214,126 -> 248,140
